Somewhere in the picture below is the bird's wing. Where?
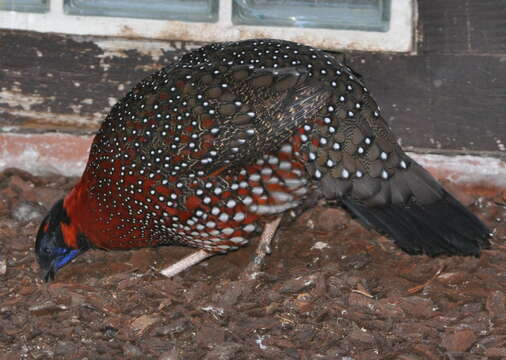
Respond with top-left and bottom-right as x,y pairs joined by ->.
134,64 -> 332,178
193,65 -> 332,173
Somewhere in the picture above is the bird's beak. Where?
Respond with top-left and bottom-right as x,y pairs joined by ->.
42,262 -> 56,282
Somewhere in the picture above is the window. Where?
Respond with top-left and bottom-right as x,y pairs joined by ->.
64,0 -> 219,23
0,0 -> 416,52
0,0 -> 48,13
233,0 -> 391,32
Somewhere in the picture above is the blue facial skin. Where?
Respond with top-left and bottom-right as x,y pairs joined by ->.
35,199 -> 87,281
54,248 -> 81,270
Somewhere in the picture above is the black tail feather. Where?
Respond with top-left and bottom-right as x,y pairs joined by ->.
342,190 -> 490,256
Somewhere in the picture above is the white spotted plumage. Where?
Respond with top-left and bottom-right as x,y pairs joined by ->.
80,38 -> 410,255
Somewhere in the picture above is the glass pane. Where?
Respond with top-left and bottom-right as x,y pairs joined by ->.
64,0 -> 219,23
0,0 -> 49,13
233,0 -> 390,32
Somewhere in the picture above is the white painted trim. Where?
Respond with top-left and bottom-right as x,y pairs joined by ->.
0,0 -> 416,53
410,153 -> 506,189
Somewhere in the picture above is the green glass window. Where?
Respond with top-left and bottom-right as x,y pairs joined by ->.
64,0 -> 219,23
0,0 -> 49,13
233,0 -> 391,32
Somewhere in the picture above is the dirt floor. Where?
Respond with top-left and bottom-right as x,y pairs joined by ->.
0,167 -> 505,359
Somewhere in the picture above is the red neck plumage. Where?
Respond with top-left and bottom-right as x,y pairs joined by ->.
63,177 -> 106,249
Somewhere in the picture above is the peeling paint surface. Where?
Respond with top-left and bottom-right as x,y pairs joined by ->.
89,38 -> 202,63
0,89 -> 46,111
0,30 -> 188,132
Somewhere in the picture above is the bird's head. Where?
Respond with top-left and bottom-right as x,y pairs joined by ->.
35,198 -> 88,282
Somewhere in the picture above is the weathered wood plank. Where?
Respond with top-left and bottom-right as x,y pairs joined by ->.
0,30 -> 193,131
0,29 -> 504,154
347,52 -> 506,153
421,0 -> 506,54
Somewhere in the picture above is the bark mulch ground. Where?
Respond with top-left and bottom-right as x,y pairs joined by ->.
0,167 -> 505,359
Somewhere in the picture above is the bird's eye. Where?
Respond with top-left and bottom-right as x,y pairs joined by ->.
43,247 -> 52,255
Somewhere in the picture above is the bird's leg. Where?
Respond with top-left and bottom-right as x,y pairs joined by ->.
160,217 -> 282,279
160,249 -> 214,278
241,216 -> 282,279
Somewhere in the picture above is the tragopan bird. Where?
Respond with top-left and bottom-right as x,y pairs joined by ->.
35,39 -> 490,282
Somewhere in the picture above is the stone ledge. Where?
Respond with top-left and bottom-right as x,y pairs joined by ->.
0,133 -> 92,177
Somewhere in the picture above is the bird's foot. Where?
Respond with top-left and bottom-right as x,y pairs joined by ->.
240,217 -> 282,280
160,249 -> 214,278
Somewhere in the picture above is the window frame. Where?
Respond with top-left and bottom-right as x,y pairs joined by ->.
0,0 -> 417,53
